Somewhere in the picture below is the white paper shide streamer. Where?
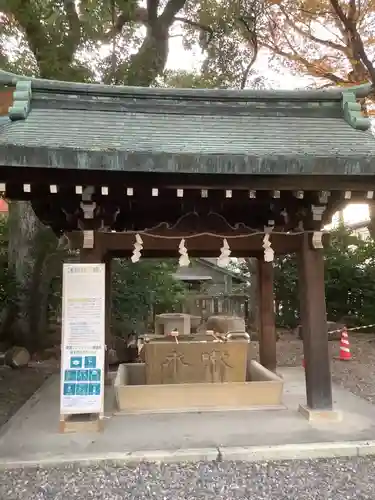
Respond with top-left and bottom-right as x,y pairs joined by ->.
217,238 -> 231,267
178,238 -> 190,267
262,227 -> 274,262
131,233 -> 143,263
312,231 -> 323,249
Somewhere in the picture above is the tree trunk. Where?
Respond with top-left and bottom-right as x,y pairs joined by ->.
3,201 -> 58,351
6,202 -> 39,348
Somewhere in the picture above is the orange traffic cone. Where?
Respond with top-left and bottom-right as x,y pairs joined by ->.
339,327 -> 352,361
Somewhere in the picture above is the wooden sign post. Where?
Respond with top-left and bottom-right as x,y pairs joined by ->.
60,263 -> 106,433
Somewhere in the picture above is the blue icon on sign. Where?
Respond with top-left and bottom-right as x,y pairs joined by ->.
77,370 -> 89,382
88,383 -> 101,396
75,383 -> 89,396
70,356 -> 83,369
89,369 -> 101,382
84,356 -> 96,369
63,383 -> 76,396
64,370 -> 77,382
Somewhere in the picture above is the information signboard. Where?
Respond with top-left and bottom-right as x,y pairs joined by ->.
60,263 -> 105,415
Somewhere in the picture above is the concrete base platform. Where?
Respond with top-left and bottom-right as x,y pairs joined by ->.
2,367 -> 375,467
298,404 -> 342,422
59,413 -> 104,434
115,360 -> 284,413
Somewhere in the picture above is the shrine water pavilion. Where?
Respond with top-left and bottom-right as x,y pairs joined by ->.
1,69 -> 375,420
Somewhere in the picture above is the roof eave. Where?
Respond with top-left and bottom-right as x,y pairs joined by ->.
196,258 -> 246,282
1,147 -> 375,175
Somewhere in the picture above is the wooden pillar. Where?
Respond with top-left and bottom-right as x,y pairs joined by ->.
257,259 -> 276,372
104,254 -> 112,384
213,298 -> 219,314
80,239 -> 112,383
298,233 -> 332,410
80,246 -> 103,264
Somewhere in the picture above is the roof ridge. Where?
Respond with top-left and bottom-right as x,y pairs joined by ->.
0,69 -> 372,102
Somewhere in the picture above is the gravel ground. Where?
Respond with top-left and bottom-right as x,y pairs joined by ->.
0,360 -> 58,428
252,333 -> 375,404
1,457 -> 375,500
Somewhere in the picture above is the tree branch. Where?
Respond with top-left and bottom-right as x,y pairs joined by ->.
261,40 -> 347,85
237,13 -> 259,89
106,1 -> 204,47
174,16 -> 214,46
347,0 -> 358,23
64,0 -> 80,37
104,5 -> 148,40
330,0 -> 375,85
238,15 -> 258,54
159,0 -> 187,26
120,0 -> 188,86
4,0 -> 83,79
61,0 -> 81,57
147,0 -> 159,23
279,5 -> 347,54
234,4 -> 262,88
6,0 -> 48,69
240,53 -> 257,90
105,0 -> 118,84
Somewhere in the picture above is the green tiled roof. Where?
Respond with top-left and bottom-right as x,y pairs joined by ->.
0,70 -> 374,175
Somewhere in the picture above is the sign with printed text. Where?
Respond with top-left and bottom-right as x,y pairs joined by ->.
60,263 -> 105,415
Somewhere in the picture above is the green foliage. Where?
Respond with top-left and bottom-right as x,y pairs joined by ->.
112,258 -> 187,336
324,228 -> 375,326
181,0 -> 268,89
0,0 -> 268,86
233,227 -> 375,329
156,69 -> 219,89
273,227 -> 375,328
273,253 -> 299,328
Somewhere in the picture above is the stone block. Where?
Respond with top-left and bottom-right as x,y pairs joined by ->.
206,315 -> 246,334
155,313 -> 191,336
143,337 -> 248,385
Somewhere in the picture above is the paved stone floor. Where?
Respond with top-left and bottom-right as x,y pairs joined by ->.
2,367 -> 375,466
1,457 -> 375,499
